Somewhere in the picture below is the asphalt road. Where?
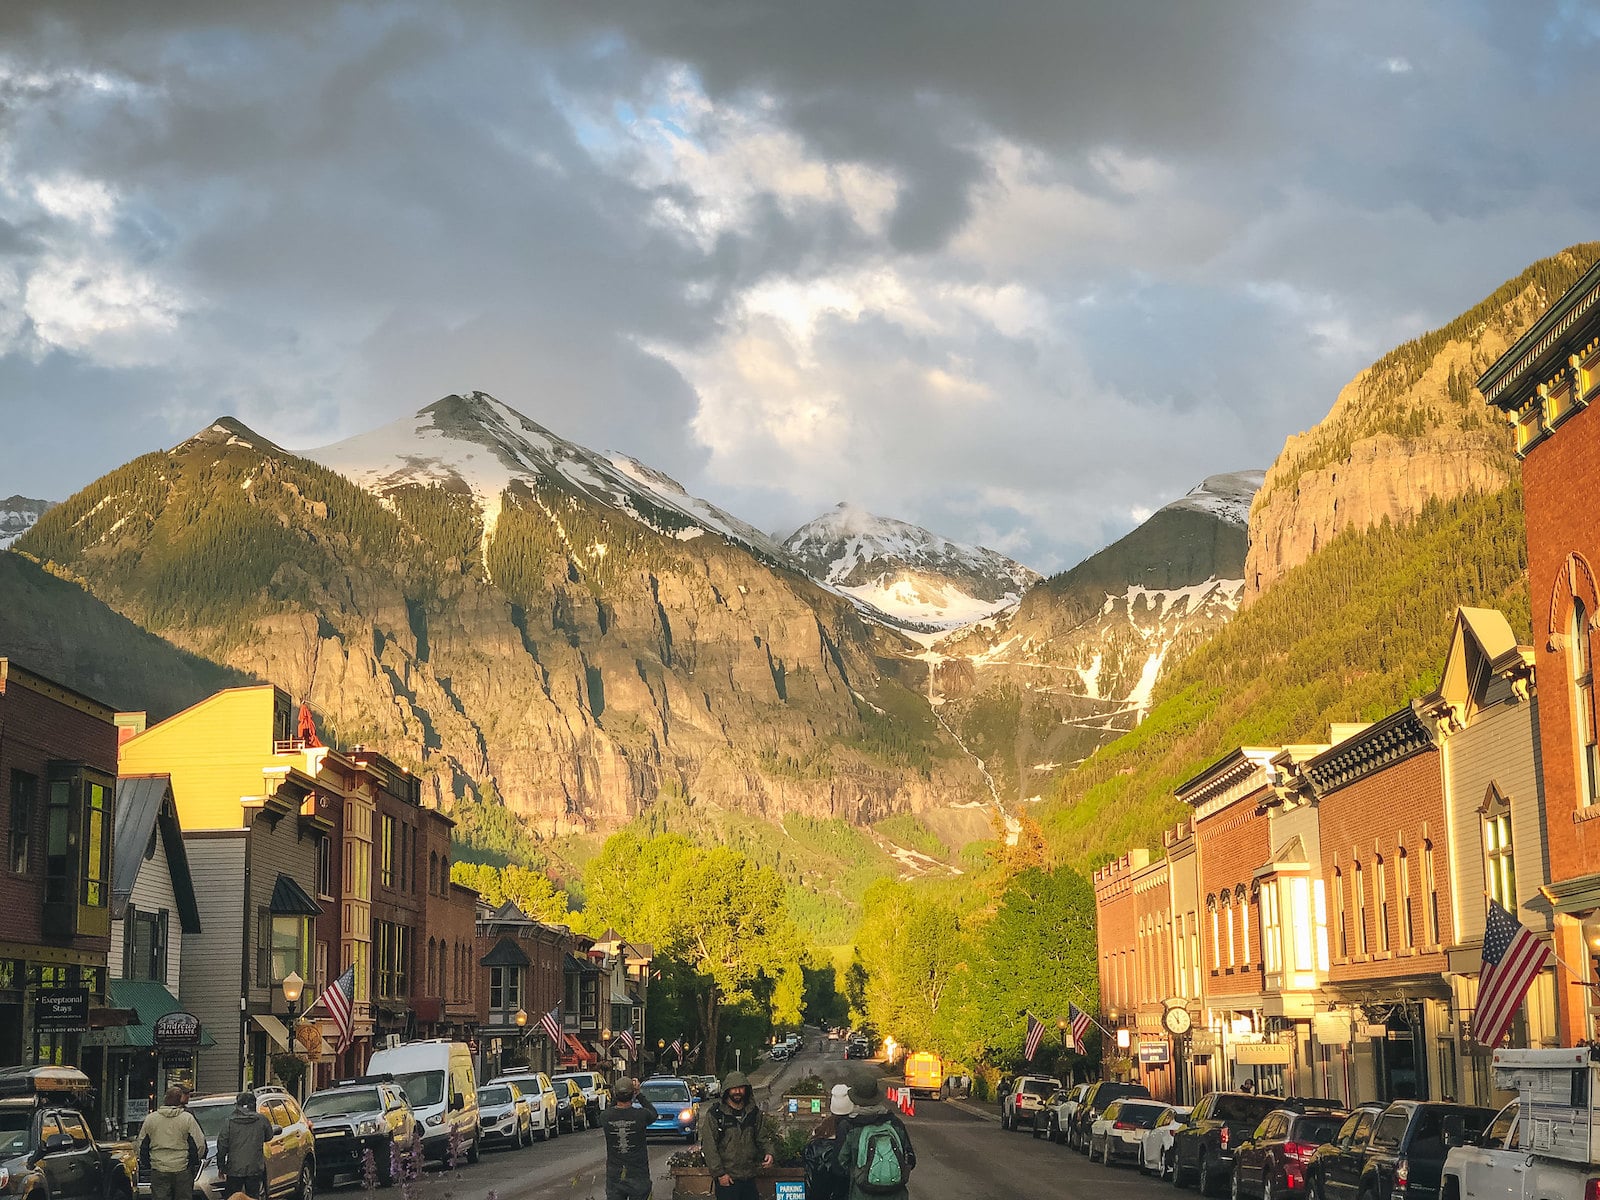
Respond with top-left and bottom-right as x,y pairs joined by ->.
377,1037 -> 1179,1200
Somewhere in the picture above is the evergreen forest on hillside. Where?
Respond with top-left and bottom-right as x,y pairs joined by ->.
1039,483 -> 1531,871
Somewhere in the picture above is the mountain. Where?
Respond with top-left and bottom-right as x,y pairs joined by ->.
781,503 -> 1041,632
1,496 -> 54,550
1245,243 -> 1600,599
927,471 -> 1262,802
15,396 -> 989,850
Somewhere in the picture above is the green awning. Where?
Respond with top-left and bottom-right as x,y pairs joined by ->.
81,980 -> 217,1049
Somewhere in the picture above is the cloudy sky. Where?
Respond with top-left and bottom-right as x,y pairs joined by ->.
2,2 -> 1598,573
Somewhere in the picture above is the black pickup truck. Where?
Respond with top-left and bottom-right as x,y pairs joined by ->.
0,1095 -> 137,1200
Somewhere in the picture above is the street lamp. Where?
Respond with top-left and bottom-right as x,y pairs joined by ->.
1057,1017 -> 1068,1054
281,972 -> 304,1099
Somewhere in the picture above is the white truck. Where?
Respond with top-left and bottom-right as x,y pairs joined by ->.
1442,1047 -> 1600,1200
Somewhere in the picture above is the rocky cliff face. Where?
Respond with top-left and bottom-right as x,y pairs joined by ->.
16,402 -> 985,836
1245,243 -> 1600,600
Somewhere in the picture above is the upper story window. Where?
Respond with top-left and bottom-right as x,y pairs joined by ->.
1262,882 -> 1281,973
123,905 -> 169,983
1484,797 -> 1517,911
1334,864 -> 1348,959
1398,845 -> 1414,950
489,965 -> 522,1013
1238,885 -> 1251,965
257,910 -> 312,986
1423,839 -> 1441,947
1209,896 -> 1220,973
1573,599 -> 1599,807
1354,859 -> 1368,955
9,770 -> 36,875
380,814 -> 396,889
1375,854 -> 1390,952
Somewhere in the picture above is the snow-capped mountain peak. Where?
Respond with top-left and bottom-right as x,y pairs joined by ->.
1,495 -> 54,550
1159,470 -> 1265,525
783,502 -> 1041,631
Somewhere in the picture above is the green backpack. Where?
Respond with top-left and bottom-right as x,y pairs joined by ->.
851,1119 -> 908,1194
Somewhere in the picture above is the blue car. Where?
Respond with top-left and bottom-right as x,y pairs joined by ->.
639,1077 -> 699,1143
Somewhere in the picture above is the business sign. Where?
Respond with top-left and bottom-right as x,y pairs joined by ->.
1234,1042 -> 1293,1065
1189,1030 -> 1219,1053
1138,1041 -> 1171,1065
774,1182 -> 805,1200
1313,1012 -> 1351,1044
35,988 -> 89,1032
154,1011 -> 202,1049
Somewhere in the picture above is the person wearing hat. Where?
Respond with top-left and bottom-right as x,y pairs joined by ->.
697,1070 -> 773,1200
803,1085 -> 854,1200
216,1091 -> 272,1199
137,1086 -> 206,1200
601,1078 -> 658,1200
835,1076 -> 915,1200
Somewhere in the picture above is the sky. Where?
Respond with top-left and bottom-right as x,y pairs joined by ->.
2,2 -> 1599,574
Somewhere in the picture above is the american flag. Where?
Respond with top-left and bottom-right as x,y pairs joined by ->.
618,1028 -> 636,1055
1068,1003 -> 1091,1051
313,966 -> 355,1053
669,1037 -> 683,1060
538,1005 -> 563,1044
1024,1013 -> 1045,1061
1474,900 -> 1553,1049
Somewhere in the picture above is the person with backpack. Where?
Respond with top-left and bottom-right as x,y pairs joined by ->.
601,1078 -> 658,1200
803,1084 -> 854,1200
696,1070 -> 773,1200
216,1091 -> 272,1198
836,1077 -> 915,1200
137,1086 -> 206,1200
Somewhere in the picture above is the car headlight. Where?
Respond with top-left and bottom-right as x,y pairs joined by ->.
679,1109 -> 694,1122
0,1167 -> 11,1191
356,1119 -> 381,1137
425,1113 -> 445,1127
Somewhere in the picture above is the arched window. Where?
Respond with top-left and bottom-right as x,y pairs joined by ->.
1484,789 -> 1517,911
429,852 -> 438,894
1354,859 -> 1368,954
1375,853 -> 1390,952
1208,894 -> 1220,972
1236,884 -> 1251,965
1398,843 -> 1414,950
1574,598 -> 1598,806
1333,863 -> 1348,958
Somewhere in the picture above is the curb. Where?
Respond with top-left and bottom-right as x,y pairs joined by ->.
945,1097 -> 1001,1124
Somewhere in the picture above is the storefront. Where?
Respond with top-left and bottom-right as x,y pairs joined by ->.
81,982 -> 215,1137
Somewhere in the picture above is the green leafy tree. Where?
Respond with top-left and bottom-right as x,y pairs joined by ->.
854,879 -> 965,1054
450,861 -> 570,924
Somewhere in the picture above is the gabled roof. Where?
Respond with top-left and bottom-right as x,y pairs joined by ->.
113,776 -> 202,934
480,937 -> 530,968
1417,607 -> 1534,732
269,872 -> 321,916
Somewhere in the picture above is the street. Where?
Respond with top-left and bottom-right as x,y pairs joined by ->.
386,1036 -> 1178,1200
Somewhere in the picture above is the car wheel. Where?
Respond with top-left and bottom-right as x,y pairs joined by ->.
1232,1167 -> 1243,1200
297,1161 -> 315,1200
467,1134 -> 480,1165
1263,1170 -> 1276,1200
1197,1150 -> 1214,1196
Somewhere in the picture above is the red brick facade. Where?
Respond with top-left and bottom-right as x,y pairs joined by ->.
1194,795 -> 1271,999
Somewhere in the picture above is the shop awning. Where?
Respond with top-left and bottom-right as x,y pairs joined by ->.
80,980 -> 216,1049
269,874 -> 321,916
253,1013 -> 291,1051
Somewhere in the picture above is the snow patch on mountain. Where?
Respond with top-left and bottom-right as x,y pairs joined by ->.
1160,470 -> 1265,525
1,496 -> 54,550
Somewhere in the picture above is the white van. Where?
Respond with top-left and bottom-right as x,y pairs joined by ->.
366,1040 -> 480,1164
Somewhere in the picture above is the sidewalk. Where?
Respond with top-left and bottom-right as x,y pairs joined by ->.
943,1093 -> 1001,1123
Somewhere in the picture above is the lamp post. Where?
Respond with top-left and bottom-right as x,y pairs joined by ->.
1057,1017 -> 1068,1055
724,1033 -> 732,1072
658,1038 -> 666,1071
603,1028 -> 613,1084
281,971 -> 304,1099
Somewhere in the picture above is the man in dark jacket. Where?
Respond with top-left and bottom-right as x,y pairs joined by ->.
602,1078 -> 659,1200
696,1070 -> 773,1200
216,1092 -> 272,1198
836,1077 -> 915,1200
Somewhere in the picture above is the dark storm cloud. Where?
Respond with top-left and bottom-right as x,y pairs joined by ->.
1,1 -> 1598,573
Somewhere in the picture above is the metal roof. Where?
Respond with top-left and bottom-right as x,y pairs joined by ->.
480,937 -> 531,968
113,775 -> 201,934
269,872 -> 322,916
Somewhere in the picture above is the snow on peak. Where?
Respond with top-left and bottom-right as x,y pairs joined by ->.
174,416 -> 287,457
0,495 -> 54,550
1159,470 -> 1265,525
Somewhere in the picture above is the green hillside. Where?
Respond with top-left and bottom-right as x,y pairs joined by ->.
1041,484 -> 1531,870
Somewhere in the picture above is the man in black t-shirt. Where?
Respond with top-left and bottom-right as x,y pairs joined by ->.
602,1078 -> 659,1200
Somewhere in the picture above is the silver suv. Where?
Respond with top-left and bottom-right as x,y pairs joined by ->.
1001,1075 -> 1058,1132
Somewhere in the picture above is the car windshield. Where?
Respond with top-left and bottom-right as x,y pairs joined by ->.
640,1082 -> 689,1104
477,1087 -> 511,1106
0,1111 -> 31,1158
1020,1080 -> 1054,1096
1117,1103 -> 1166,1129
555,1074 -> 594,1090
189,1104 -> 237,1140
303,1089 -> 379,1118
1295,1115 -> 1346,1144
393,1071 -> 445,1108
1214,1096 -> 1280,1123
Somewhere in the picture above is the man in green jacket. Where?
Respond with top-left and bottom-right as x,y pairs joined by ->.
137,1087 -> 206,1200
696,1070 -> 772,1200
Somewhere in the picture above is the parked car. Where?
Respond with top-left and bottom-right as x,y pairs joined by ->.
552,1072 -> 610,1125
0,1066 -> 136,1200
1139,1104 -> 1193,1176
1001,1075 -> 1058,1132
475,1083 -> 531,1150
638,1078 -> 699,1143
367,1040 -> 480,1165
302,1076 -> 421,1185
554,1079 -> 587,1133
845,1036 -> 870,1059
187,1092 -> 316,1200
1231,1107 -> 1349,1200
1305,1104 -> 1387,1200
1350,1102 -> 1494,1200
1171,1091 -> 1284,1195
1071,1081 -> 1152,1152
768,1045 -> 790,1062
1040,1083 -> 1091,1144
489,1073 -> 558,1141
1089,1098 -> 1170,1165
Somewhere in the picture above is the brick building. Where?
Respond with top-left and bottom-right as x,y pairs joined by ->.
413,796 -> 477,1044
0,659 -> 119,1073
1479,263 -> 1600,1047
474,900 -> 582,1081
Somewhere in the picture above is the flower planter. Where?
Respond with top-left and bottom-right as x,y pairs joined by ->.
670,1165 -> 808,1198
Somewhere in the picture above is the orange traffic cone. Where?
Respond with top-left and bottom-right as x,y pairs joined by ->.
908,1094 -> 916,1116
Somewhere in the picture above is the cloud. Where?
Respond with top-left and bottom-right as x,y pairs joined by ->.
0,1 -> 1597,575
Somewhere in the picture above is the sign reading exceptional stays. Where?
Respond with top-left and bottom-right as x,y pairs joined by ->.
35,988 -> 89,1032
153,1011 -> 202,1049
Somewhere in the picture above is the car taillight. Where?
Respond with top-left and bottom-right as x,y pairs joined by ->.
1284,1141 -> 1315,1164
1582,1179 -> 1600,1200
1220,1128 -> 1230,1149
1395,1159 -> 1409,1193
1114,1121 -> 1134,1130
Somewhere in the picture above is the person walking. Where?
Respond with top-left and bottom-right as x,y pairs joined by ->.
803,1084 -> 853,1200
697,1070 -> 772,1200
601,1078 -> 658,1200
215,1091 -> 272,1199
836,1077 -> 915,1200
137,1086 -> 206,1200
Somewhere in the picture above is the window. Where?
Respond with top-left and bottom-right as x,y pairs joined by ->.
1485,803 -> 1516,911
1575,599 -> 1599,806
1210,897 -> 1221,972
1262,883 -> 1281,973
9,771 -> 35,874
1175,914 -> 1188,996
1398,846 -> 1414,950
1188,913 -> 1199,996
257,911 -> 311,984
375,921 -> 411,999
317,835 -> 332,899
1354,860 -> 1368,954
82,779 -> 108,907
1423,839 -> 1441,947
1224,894 -> 1236,968
45,777 -> 73,904
1239,886 -> 1251,965
381,815 -> 396,889
1334,865 -> 1348,958
123,906 -> 169,983
1375,854 -> 1390,952
490,965 -> 521,1013
429,852 -> 438,894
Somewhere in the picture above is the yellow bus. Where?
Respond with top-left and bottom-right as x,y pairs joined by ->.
903,1052 -> 944,1099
